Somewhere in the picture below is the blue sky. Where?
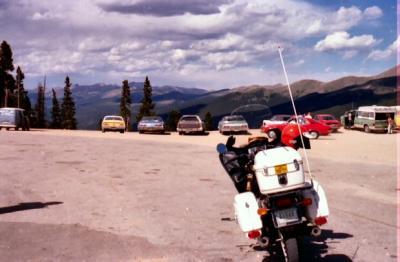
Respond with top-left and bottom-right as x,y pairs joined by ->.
0,0 -> 397,90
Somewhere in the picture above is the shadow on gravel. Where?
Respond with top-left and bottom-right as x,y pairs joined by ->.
0,202 -> 63,214
139,132 -> 171,135
255,229 -> 353,262
300,229 -> 354,261
180,132 -> 210,136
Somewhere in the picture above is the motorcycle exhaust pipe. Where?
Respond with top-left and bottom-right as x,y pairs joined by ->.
310,226 -> 321,237
257,236 -> 269,248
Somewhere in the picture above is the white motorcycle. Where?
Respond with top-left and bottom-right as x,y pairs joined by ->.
217,132 -> 329,262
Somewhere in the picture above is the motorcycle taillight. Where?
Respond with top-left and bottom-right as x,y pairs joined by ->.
247,230 -> 261,239
275,197 -> 294,208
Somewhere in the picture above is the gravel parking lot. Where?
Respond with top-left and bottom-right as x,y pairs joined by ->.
0,129 -> 397,261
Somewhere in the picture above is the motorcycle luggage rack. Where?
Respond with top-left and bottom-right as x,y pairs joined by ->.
262,182 -> 313,198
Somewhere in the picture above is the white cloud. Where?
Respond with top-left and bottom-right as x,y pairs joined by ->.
1,0 -> 393,90
342,50 -> 358,59
31,11 -> 61,20
315,31 -> 378,52
367,38 -> 398,61
363,6 -> 383,20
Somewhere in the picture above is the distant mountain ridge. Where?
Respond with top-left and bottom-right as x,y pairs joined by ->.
28,66 -> 397,130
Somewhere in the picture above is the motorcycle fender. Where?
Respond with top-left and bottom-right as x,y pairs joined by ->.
303,180 -> 329,220
233,192 -> 262,232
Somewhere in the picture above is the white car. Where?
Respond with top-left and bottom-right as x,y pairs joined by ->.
218,115 -> 249,135
138,116 -> 165,134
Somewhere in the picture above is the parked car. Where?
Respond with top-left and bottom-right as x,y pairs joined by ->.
218,115 -> 249,135
262,115 -> 331,139
261,114 -> 291,130
0,107 -> 29,131
353,106 -> 396,133
177,115 -> 205,135
101,115 -> 125,133
138,116 -> 165,134
313,114 -> 341,132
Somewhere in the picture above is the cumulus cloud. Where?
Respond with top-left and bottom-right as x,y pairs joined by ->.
363,6 -> 383,20
315,31 -> 378,52
367,38 -> 398,61
1,0 -> 392,89
99,0 -> 232,16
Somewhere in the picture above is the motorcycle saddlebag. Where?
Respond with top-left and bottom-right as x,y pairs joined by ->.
303,180 -> 329,221
233,192 -> 262,232
219,152 -> 247,193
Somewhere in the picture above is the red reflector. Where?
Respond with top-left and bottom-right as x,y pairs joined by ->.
276,198 -> 293,208
315,216 -> 327,225
302,198 -> 312,206
247,230 -> 261,239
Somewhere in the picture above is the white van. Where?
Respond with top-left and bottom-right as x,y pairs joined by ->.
0,107 -> 30,131
354,106 -> 395,132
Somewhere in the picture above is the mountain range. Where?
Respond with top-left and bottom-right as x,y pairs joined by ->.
29,66 -> 397,130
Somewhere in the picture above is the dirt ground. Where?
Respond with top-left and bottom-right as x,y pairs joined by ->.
0,128 -> 397,261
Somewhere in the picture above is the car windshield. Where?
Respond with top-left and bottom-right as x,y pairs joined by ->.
105,116 -> 123,121
181,116 -> 198,122
141,116 -> 162,122
322,116 -> 335,120
271,115 -> 290,121
224,115 -> 245,122
289,117 -> 307,125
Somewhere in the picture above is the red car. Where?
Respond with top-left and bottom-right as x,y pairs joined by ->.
261,115 -> 331,139
313,114 -> 341,132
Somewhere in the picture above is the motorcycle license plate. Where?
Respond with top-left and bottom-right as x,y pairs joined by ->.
274,164 -> 288,175
274,208 -> 299,227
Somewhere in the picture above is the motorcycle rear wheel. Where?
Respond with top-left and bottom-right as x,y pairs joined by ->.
283,238 -> 299,262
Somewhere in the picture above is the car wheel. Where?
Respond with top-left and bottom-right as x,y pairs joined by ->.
364,125 -> 370,133
267,130 -> 277,139
309,131 -> 319,139
15,126 -> 19,131
120,130 -> 125,134
102,129 -> 106,133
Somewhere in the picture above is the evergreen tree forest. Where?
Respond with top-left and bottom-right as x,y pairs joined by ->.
61,76 -> 77,130
0,41 -> 31,110
136,76 -> 155,122
119,80 -> 131,131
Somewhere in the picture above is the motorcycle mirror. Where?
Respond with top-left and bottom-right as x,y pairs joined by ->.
216,143 -> 227,154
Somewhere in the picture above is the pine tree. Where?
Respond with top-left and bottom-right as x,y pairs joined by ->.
15,66 -> 31,115
136,76 -> 155,122
0,41 -> 15,107
166,110 -> 182,131
15,66 -> 24,108
61,76 -> 77,129
51,89 -> 62,129
204,111 -> 213,131
119,80 -> 131,131
35,83 -> 46,128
